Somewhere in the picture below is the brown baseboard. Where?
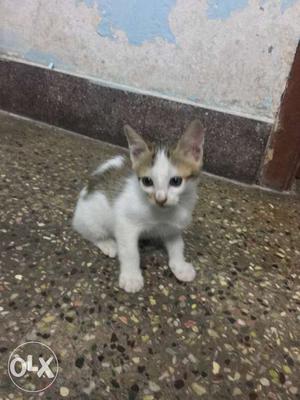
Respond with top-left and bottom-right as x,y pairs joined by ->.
0,58 -> 272,183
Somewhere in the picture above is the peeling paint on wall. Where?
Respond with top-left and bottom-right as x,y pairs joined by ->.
264,148 -> 274,164
260,0 -> 300,13
78,0 -> 176,45
25,49 -> 62,67
1,0 -> 300,121
207,0 -> 248,20
0,29 -> 63,68
76,0 -> 94,7
280,0 -> 299,13
0,29 -> 24,54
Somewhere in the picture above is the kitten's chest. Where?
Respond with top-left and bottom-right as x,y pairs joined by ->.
142,207 -> 192,238
144,223 -> 179,239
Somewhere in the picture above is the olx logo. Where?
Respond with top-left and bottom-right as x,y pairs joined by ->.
8,341 -> 58,393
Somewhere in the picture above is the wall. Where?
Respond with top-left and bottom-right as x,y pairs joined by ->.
1,0 -> 300,121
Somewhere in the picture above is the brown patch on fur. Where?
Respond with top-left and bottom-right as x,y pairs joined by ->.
134,142 -> 202,179
148,192 -> 156,203
170,148 -> 202,178
124,124 -> 157,176
132,146 -> 156,176
124,120 -> 204,179
170,119 -> 205,176
86,157 -> 131,200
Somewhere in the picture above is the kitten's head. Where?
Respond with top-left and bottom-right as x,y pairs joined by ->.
124,120 -> 205,208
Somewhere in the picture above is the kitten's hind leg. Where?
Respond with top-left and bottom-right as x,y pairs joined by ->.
73,189 -> 115,254
95,239 -> 117,258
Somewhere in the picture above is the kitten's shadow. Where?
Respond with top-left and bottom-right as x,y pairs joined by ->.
139,238 -> 164,253
138,238 -> 174,278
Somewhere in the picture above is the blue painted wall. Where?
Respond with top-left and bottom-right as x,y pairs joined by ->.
81,0 -> 176,45
207,0 -> 298,19
280,0 -> 299,12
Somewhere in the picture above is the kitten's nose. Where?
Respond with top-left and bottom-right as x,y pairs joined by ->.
155,191 -> 167,206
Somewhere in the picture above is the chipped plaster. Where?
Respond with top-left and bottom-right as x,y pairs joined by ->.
0,0 -> 300,120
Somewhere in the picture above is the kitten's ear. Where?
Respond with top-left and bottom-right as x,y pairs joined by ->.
175,120 -> 205,167
124,124 -> 150,163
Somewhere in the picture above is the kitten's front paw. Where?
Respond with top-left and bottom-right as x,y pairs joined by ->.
96,239 -> 117,258
119,273 -> 144,293
170,262 -> 196,282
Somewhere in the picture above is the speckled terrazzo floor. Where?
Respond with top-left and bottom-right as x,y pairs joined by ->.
0,111 -> 299,400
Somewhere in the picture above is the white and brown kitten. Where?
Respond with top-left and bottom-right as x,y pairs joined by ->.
72,120 -> 205,293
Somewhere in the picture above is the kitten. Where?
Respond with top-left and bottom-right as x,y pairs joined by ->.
72,120 -> 205,293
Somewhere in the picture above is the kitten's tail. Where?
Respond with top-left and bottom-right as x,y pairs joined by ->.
92,155 -> 125,176
84,155 -> 126,195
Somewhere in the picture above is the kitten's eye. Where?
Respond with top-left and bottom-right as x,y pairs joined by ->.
169,176 -> 183,187
141,176 -> 153,187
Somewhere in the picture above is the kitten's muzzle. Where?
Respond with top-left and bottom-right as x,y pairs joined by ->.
155,191 -> 167,207
155,199 -> 167,207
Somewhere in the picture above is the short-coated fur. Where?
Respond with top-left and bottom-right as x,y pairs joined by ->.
72,121 -> 205,292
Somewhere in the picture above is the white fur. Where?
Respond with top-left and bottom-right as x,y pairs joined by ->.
72,152 -> 198,293
139,150 -> 189,207
92,155 -> 124,175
